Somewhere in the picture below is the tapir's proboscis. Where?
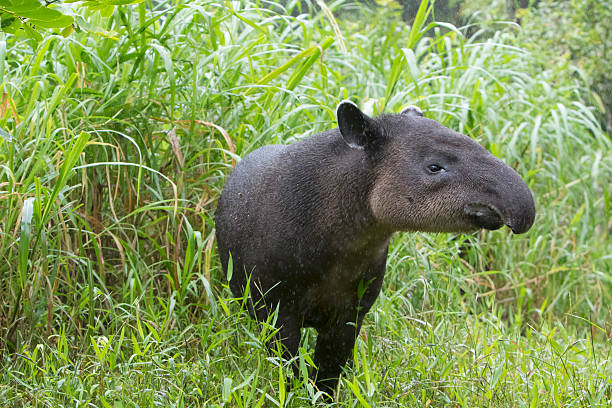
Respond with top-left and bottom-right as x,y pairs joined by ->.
215,101 -> 535,396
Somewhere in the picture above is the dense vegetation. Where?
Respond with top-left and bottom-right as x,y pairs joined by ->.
0,0 -> 610,406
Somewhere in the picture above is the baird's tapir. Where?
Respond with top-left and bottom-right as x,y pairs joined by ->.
215,101 -> 536,395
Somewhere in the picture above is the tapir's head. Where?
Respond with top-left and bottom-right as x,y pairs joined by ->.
336,101 -> 536,234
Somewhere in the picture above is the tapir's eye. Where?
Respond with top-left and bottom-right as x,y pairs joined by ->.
427,164 -> 445,173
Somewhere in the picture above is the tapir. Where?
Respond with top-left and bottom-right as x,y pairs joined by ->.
215,101 -> 535,395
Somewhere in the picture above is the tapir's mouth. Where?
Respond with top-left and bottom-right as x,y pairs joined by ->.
464,203 -> 505,231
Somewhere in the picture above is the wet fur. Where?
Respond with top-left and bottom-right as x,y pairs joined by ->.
215,103 -> 535,395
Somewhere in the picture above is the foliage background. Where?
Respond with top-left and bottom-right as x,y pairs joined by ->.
0,0 -> 610,406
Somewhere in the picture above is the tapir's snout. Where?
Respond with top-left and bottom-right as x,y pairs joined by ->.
464,198 -> 535,234
500,169 -> 536,234
464,161 -> 536,235
504,193 -> 536,234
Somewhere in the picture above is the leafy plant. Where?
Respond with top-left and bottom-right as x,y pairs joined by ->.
0,0 -> 143,42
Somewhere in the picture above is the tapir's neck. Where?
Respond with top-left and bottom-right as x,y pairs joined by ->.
306,136 -> 393,254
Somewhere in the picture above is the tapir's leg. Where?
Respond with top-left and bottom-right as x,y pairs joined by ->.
264,313 -> 302,380
313,262 -> 386,396
249,280 -> 303,380
312,317 -> 364,395
278,317 -> 301,364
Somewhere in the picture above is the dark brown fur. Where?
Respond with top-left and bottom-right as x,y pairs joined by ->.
215,102 -> 535,395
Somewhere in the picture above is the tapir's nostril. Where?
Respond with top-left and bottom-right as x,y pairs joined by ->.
464,203 -> 504,231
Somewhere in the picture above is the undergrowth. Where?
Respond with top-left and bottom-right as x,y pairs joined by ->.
0,0 -> 610,406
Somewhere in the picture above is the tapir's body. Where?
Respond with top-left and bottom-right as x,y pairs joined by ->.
215,103 -> 535,395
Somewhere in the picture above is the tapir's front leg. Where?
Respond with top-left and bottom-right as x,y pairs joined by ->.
312,263 -> 386,396
312,316 -> 364,396
261,309 -> 302,381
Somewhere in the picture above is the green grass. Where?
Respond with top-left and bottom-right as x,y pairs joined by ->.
0,0 -> 610,406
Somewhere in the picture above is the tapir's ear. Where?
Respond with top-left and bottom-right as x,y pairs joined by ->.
336,100 -> 381,149
401,105 -> 423,117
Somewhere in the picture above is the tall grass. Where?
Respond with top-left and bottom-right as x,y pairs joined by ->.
0,0 -> 610,406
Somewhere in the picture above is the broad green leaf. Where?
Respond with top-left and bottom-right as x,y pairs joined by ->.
28,15 -> 74,29
23,23 -> 43,43
61,25 -> 74,37
100,6 -> 115,17
2,0 -> 72,29
1,18 -> 22,34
